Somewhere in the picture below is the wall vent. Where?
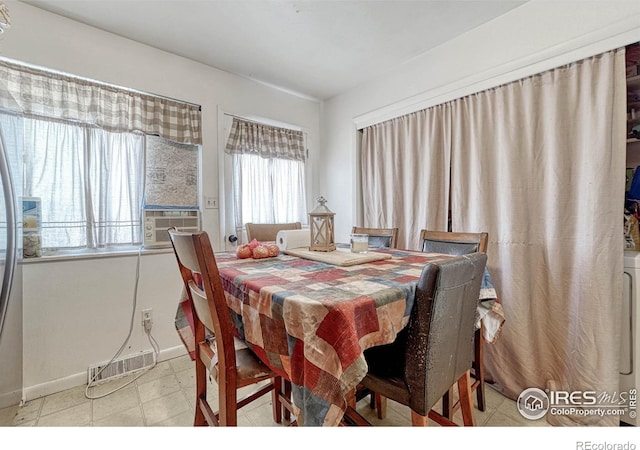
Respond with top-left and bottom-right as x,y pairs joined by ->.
87,350 -> 154,384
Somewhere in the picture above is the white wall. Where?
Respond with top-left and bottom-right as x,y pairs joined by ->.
0,1 -> 320,399
320,1 -> 640,244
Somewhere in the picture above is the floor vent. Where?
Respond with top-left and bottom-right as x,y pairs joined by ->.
87,350 -> 154,384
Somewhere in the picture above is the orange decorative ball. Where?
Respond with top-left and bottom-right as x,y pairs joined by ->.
236,244 -> 252,259
252,245 -> 270,259
266,244 -> 280,257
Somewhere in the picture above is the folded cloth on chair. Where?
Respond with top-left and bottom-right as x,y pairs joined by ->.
174,272 -> 204,361
175,286 -> 196,360
475,267 -> 505,343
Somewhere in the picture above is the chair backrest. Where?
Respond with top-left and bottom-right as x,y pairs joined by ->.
245,222 -> 302,242
352,226 -> 399,249
419,230 -> 488,255
168,228 -> 237,374
405,252 -> 487,415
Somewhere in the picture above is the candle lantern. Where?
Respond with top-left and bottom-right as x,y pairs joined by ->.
309,196 -> 335,252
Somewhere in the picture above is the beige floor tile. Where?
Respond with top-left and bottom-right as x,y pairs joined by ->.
236,409 -> 254,426
16,420 -> 36,426
141,390 -> 190,425
174,367 -> 195,392
37,402 -> 92,426
13,398 -> 43,425
169,354 -> 194,373
243,400 -> 286,426
135,361 -> 175,385
137,374 -> 181,404
483,384 -> 509,409
93,405 -> 145,427
40,385 -> 90,417
0,404 -> 19,426
92,384 -> 140,421
152,409 -> 194,426
483,409 -> 527,427
183,388 -> 196,411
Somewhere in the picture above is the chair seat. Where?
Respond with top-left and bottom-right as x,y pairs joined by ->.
199,337 -> 274,387
361,373 -> 410,407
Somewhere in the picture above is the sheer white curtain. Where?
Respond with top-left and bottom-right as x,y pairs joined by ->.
361,106 -> 451,250
24,117 -> 144,249
24,119 -> 88,248
232,153 -> 307,225
88,128 -> 144,246
449,49 -> 626,425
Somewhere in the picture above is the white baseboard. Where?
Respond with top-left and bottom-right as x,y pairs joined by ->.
22,345 -> 188,403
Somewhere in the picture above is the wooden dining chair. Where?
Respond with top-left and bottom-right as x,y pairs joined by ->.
168,228 -> 293,426
245,222 -> 302,242
360,252 -> 487,426
351,226 -> 399,249
419,229 -> 489,419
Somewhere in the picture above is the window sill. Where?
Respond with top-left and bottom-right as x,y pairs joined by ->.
20,246 -> 173,264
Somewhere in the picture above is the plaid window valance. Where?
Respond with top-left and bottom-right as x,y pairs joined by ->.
0,59 -> 202,145
225,117 -> 305,162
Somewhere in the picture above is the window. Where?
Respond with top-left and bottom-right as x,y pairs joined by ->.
232,153 -> 307,225
225,117 -> 307,231
23,117 -> 144,250
0,58 -> 202,254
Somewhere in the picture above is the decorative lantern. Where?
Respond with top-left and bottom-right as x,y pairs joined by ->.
309,196 -> 335,252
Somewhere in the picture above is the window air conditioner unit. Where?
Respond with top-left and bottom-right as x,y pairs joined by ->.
143,209 -> 201,248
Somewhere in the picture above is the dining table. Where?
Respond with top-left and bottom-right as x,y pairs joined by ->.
174,245 -> 505,426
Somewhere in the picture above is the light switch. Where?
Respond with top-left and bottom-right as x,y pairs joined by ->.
205,197 -> 218,209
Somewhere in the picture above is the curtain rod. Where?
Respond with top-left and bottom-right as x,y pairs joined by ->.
224,113 -> 304,132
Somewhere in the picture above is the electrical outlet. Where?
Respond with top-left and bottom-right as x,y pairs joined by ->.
141,309 -> 152,329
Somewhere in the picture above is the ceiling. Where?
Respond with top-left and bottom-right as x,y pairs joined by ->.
19,0 -> 526,100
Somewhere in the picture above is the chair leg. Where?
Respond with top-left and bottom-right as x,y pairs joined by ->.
442,388 -> 453,418
271,377 -> 283,424
457,370 -> 475,426
375,393 -> 387,420
283,378 -> 292,421
217,372 -> 238,426
411,410 -> 428,426
475,327 -> 486,412
194,357 -> 208,426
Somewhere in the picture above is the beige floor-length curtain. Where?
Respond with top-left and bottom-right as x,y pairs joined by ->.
361,106 -> 451,250
450,49 -> 626,425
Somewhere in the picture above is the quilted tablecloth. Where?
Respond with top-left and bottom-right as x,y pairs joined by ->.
174,248 -> 504,426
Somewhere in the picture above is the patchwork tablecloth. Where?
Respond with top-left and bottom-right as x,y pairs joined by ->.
174,248 -> 505,426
